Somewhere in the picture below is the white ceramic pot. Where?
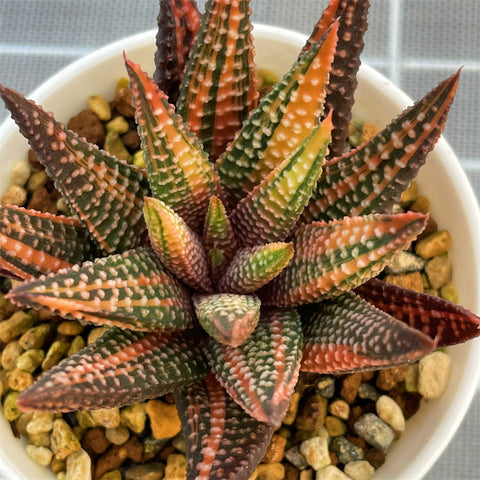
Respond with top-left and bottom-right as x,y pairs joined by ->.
0,25 -> 479,480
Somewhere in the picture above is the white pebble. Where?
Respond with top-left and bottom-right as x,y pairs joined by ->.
66,448 -> 91,480
344,460 -> 375,480
300,436 -> 331,470
10,161 -> 31,187
316,465 -> 351,480
376,395 -> 405,432
25,444 -> 53,466
418,351 -> 451,399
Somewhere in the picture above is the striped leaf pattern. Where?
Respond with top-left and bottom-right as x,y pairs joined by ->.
203,195 -> 237,281
0,84 -> 149,255
206,308 -> 303,425
17,328 -> 208,412
259,212 -> 428,306
0,205 -> 91,281
217,243 -> 294,294
154,0 -> 201,103
304,71 -> 461,222
125,58 -> 218,231
217,21 -> 339,203
193,293 -> 260,346
356,278 -> 480,347
176,0 -> 258,160
301,292 -> 435,374
229,114 -> 333,247
7,248 -> 195,331
143,197 -> 213,292
302,0 -> 370,159
175,374 -> 275,480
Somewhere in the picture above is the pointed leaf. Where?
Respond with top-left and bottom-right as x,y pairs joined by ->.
0,85 -> 149,255
259,212 -> 428,306
7,247 -> 195,331
0,205 -> 91,281
304,71 -> 461,222
301,292 -> 435,374
217,21 -> 339,203
203,195 -> 237,280
229,114 -> 333,247
154,0 -> 201,103
206,308 -> 302,425
175,374 -> 275,480
17,328 -> 208,412
217,242 -> 294,294
193,293 -> 260,346
125,58 -> 218,231
176,0 -> 258,159
143,197 -> 213,292
302,0 -> 370,159
356,278 -> 480,347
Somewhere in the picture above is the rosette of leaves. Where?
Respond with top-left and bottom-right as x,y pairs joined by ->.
0,0 -> 479,478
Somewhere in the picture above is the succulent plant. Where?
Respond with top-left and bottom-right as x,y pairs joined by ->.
0,0 -> 479,478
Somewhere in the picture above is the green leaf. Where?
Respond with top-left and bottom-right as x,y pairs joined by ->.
229,114 -> 332,247
303,71 -> 461,222
0,205 -> 91,281
217,242 -> 294,294
154,0 -> 201,103
206,308 -> 302,425
193,293 -> 260,346
0,84 -> 149,255
17,328 -> 208,412
301,292 -> 435,374
143,197 -> 212,292
125,57 -> 218,231
7,248 -> 195,331
259,212 -> 428,306
356,278 -> 480,348
217,21 -> 338,203
175,374 -> 275,480
176,0 -> 258,160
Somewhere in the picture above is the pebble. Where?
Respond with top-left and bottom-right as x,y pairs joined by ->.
283,392 -> 301,425
425,256 -> 452,289
296,393 -> 328,430
1,184 -> 27,206
106,425 -> 130,445
340,373 -> 362,403
376,395 -> 405,432
27,170 -> 48,192
57,320 -> 84,336
146,400 -> 181,440
328,399 -> 350,420
354,413 -> 394,453
66,448 -> 92,480
10,161 -> 31,187
90,407 -> 121,429
16,348 -> 45,373
384,271 -> 424,292
358,383 -> 380,401
1,340 -> 23,370
415,230 -> 451,259
256,463 -> 285,480
300,471 -> 314,480
330,435 -> 364,464
385,251 -> 425,274
316,465 -> 351,480
418,351 -> 451,399
51,419 -> 81,460
325,416 -> 347,437
284,444 -> 309,470
262,433 -> 287,463
376,366 -> 407,391
300,436 -> 331,470
125,463 -> 166,480
87,327 -> 109,344
404,364 -> 419,392
0,311 -> 34,343
344,460 -> 375,480
25,444 -> 53,466
100,471 -> 122,480
27,411 -> 54,435
41,340 -> 70,370
316,376 -> 336,398
164,453 -> 187,480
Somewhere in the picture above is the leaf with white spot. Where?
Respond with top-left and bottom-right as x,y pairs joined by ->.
17,327 -> 208,412
7,248 -> 195,331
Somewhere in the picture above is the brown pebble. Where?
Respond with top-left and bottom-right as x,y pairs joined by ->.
68,109 -> 106,146
365,448 -> 386,469
384,271 -> 424,293
158,444 -> 176,461
340,373 -> 362,403
329,451 -> 339,466
416,216 -> 438,242
57,321 -> 84,336
27,188 -> 58,214
122,129 -> 141,151
376,367 -> 407,391
113,89 -> 135,118
284,463 -> 300,480
81,427 -> 110,455
28,149 -> 43,170
262,434 -> 287,463
389,391 -> 422,420
361,371 -> 375,382
295,393 -> 327,431
347,405 -> 364,431
94,444 -> 128,480
124,435 -> 143,462
346,434 -> 367,450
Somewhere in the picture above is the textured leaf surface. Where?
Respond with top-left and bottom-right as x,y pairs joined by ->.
356,278 -> 480,347
259,212 -> 427,306
176,0 -> 258,159
154,0 -> 201,103
0,84 -> 149,255
229,114 -> 332,247
17,328 -> 208,412
175,374 -> 274,480
143,197 -> 212,292
302,0 -> 370,159
304,71 -> 460,222
0,205 -> 91,281
206,308 -> 302,425
217,21 -> 338,203
203,195 -> 237,281
125,58 -> 218,231
193,293 -> 260,346
301,292 -> 435,374
7,248 -> 195,331
217,243 -> 294,294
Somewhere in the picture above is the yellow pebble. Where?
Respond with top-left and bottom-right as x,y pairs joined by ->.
256,463 -> 285,480
165,453 -> 187,480
87,95 -> 112,121
415,230 -> 451,259
1,184 -> 27,206
146,400 -> 181,439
